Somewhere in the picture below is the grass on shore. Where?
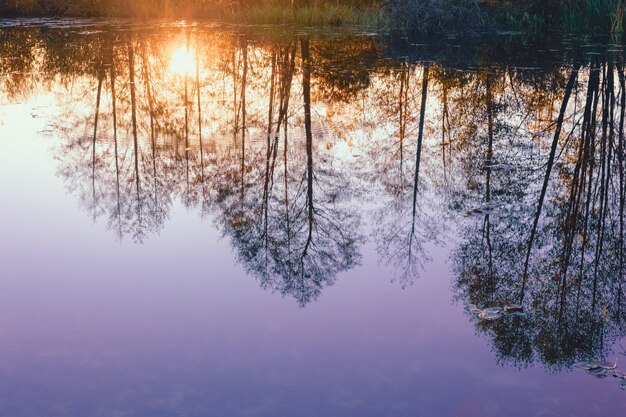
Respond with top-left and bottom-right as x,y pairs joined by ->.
220,3 -> 388,27
0,0 -> 386,28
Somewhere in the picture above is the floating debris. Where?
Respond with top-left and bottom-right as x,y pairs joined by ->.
599,361 -> 617,370
466,203 -> 499,217
503,304 -> 523,313
574,361 -> 597,370
484,163 -> 519,171
574,360 -> 617,371
588,367 -> 609,378
470,305 -> 536,321
612,370 -> 626,379
479,307 -> 503,320
573,359 -> 626,388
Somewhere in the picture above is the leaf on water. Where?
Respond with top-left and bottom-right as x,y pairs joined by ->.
588,367 -> 608,378
620,379 -> 626,391
503,304 -> 523,313
479,307 -> 503,320
466,203 -> 499,217
574,361 -> 596,370
471,305 -> 537,320
599,361 -> 617,370
484,163 -> 518,171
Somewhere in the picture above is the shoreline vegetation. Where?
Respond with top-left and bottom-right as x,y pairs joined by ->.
0,0 -> 625,35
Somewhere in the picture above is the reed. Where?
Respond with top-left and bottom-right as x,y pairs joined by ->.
559,0 -> 625,33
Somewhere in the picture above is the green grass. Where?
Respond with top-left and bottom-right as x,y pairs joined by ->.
561,0 -> 625,32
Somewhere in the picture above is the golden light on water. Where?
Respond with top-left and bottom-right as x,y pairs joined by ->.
169,46 -> 195,76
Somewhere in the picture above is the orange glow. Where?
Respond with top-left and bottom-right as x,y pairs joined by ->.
169,46 -> 195,76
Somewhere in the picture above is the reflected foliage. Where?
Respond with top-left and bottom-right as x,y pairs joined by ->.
452,58 -> 626,371
3,24 -> 626,374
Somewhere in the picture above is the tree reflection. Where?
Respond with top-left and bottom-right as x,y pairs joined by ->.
213,36 -> 362,306
5,24 -> 626,333
372,63 -> 441,286
452,59 -> 626,371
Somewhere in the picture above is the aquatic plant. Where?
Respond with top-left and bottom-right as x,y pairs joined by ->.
561,0 -> 625,33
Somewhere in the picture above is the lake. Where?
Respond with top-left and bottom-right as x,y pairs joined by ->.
1,18 -> 626,417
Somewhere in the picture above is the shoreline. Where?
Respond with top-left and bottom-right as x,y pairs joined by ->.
0,2 -> 624,36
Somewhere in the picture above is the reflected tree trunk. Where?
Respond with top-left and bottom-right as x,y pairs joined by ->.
128,41 -> 142,227
484,73 -> 494,302
398,62 -> 409,183
263,51 -> 277,253
441,76 -> 450,183
409,64 -> 429,258
140,40 -> 158,209
268,42 -> 297,196
240,37 -> 248,201
520,63 -> 580,304
110,44 -> 121,238
301,36 -> 314,262
591,62 -> 615,311
561,67 -> 595,314
196,39 -> 205,187
412,64 -> 429,211
577,65 -> 601,311
92,64 -> 105,220
618,63 -> 626,312
184,39 -> 190,199
274,44 -> 297,142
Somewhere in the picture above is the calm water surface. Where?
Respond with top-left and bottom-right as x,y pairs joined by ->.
2,18 -> 626,416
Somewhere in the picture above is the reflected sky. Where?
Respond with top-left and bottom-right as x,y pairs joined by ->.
1,21 -> 626,416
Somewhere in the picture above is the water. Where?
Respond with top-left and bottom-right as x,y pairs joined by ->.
1,19 -> 626,416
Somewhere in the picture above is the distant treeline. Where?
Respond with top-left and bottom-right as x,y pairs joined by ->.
1,0 -> 625,34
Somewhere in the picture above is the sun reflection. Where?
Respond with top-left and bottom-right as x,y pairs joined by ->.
169,46 -> 195,76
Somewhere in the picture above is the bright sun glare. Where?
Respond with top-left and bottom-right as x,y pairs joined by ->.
169,46 -> 195,76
